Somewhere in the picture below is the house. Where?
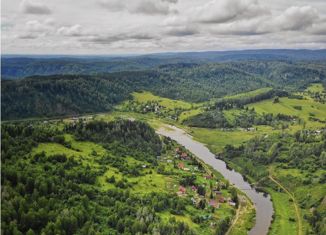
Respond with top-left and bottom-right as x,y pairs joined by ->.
184,168 -> 190,171
178,186 -> 186,194
209,199 -> 219,208
191,185 -> 198,191
218,196 -> 225,203
204,175 -> 213,180
178,162 -> 185,169
167,159 -> 172,163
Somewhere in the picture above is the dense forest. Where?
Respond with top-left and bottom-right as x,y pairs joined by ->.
2,50 -> 326,79
2,60 -> 326,120
2,119 -> 237,234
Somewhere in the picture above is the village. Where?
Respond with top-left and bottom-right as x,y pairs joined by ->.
161,145 -> 239,215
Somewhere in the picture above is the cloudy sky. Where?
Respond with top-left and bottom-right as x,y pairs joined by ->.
1,0 -> 326,54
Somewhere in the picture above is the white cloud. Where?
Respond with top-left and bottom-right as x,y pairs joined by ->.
99,0 -> 178,15
18,18 -> 55,39
189,0 -> 268,24
83,32 -> 157,45
309,21 -> 326,35
272,6 -> 319,31
57,24 -> 83,37
20,0 -> 52,15
2,0 -> 326,54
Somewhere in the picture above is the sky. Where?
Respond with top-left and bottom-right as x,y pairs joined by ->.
1,0 -> 326,54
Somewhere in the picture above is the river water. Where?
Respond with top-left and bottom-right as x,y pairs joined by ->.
157,125 -> 274,235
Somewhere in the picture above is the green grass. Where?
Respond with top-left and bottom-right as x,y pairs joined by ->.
32,142 -> 80,157
188,126 -> 276,153
32,134 -> 106,159
305,83 -> 325,93
247,97 -> 326,129
228,194 -> 255,235
130,172 -> 174,194
267,189 -> 297,235
223,109 -> 243,123
159,211 -> 201,231
179,108 -> 203,122
133,91 -> 197,109
31,134 -> 107,168
271,165 -> 326,233
224,87 -> 273,100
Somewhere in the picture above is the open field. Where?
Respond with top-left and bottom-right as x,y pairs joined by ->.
247,97 -> 326,128
305,83 -> 325,93
227,194 -> 255,235
188,125 -> 277,153
224,87 -> 273,100
267,189 -> 298,235
132,91 -> 198,109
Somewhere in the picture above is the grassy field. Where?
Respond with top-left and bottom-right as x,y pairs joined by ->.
179,108 -> 203,122
270,166 -> 326,234
227,194 -> 255,235
132,91 -> 197,109
188,126 -> 277,153
224,87 -> 273,100
267,189 -> 297,235
305,83 -> 325,93
247,97 -> 326,128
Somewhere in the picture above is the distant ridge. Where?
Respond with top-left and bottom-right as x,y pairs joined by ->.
2,49 -> 326,80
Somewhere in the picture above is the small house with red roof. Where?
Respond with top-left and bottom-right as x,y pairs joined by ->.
179,186 -> 186,194
209,199 -> 218,208
204,175 -> 213,180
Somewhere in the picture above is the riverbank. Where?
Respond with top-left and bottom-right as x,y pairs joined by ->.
157,124 -> 273,235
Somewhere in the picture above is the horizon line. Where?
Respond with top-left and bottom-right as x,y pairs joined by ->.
2,48 -> 326,57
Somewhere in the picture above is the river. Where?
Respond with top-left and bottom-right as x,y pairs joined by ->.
156,125 -> 274,235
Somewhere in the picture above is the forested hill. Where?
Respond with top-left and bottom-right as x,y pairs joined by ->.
2,61 -> 326,120
2,49 -> 326,80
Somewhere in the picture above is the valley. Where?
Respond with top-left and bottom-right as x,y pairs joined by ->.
91,83 -> 325,235
2,0 -> 326,233
1,56 -> 326,235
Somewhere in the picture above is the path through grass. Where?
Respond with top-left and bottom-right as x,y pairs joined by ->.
269,171 -> 302,235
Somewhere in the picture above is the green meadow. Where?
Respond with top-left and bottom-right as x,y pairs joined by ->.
132,91 -> 197,110
224,87 -> 273,100
247,97 -> 326,129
